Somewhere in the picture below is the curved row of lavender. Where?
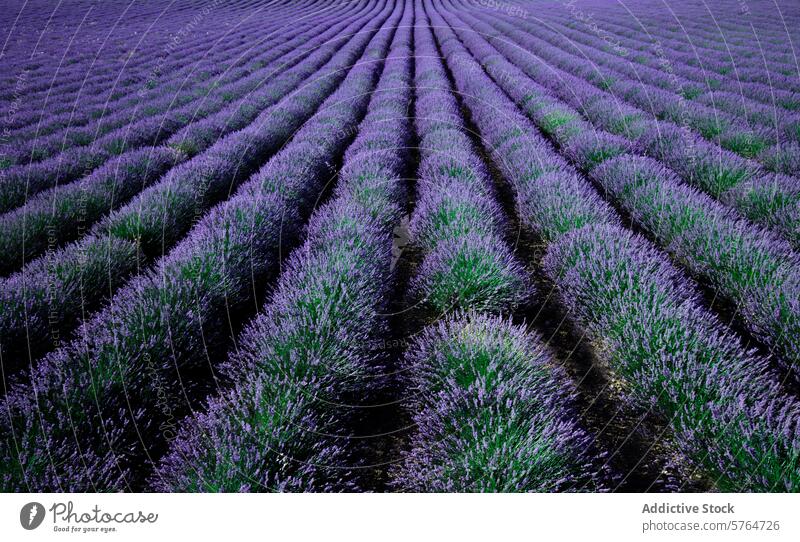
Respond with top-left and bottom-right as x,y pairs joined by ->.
0,0 -> 252,133
431,0 -> 800,491
479,2 -> 800,176
4,2 -> 347,145
0,2 -> 375,213
0,1 -> 197,97
577,15 -> 800,95
442,2 -> 800,375
154,0 -> 413,491
0,0 -> 377,274
559,3 -> 800,176
0,5 -> 258,134
455,2 -> 800,250
0,0 -> 302,114
466,3 -> 800,181
0,0 -> 386,373
582,3 -> 800,95
0,0 -> 334,165
389,3 -> 603,492
0,0 -> 399,491
537,11 -> 800,133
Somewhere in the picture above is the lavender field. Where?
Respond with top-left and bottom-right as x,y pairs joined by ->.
0,0 -> 798,493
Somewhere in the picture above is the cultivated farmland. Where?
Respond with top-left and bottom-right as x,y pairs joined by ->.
1,0 -> 799,492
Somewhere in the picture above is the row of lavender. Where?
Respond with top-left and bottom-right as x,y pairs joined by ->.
0,1 -> 373,213
552,0 -> 800,101
431,0 -> 799,491
0,0 -> 387,372
0,0 -> 378,275
559,4 -> 800,100
447,1 -> 800,373
0,0 -> 187,90
390,4 -> 602,492
155,0 -> 415,491
0,0 -> 329,157
457,9 -> 800,248
484,1 -> 800,178
0,4 -> 303,155
548,6 -> 800,106
0,0 -> 286,125
155,0 -> 604,492
0,0 -> 239,132
501,21 -> 800,247
0,0 -> 398,490
538,6 -> 800,173
585,0 -> 800,79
